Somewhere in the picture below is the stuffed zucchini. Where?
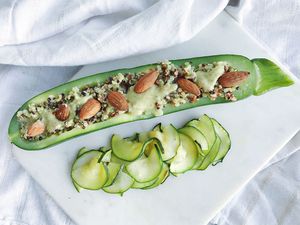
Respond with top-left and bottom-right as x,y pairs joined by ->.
8,54 -> 294,150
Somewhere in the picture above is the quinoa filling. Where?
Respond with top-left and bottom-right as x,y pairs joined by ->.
17,60 -> 244,141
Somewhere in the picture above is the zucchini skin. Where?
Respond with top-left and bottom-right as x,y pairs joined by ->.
8,54 -> 294,150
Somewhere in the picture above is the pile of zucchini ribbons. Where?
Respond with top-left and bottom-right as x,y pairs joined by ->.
71,114 -> 230,195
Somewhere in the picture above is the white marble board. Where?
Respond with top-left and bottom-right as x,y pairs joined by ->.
12,12 -> 300,225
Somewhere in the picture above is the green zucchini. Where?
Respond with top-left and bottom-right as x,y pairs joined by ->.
143,163 -> 170,189
187,114 -> 216,157
170,133 -> 198,174
198,136 -> 221,170
101,150 -> 112,162
211,118 -> 231,165
178,126 -> 208,153
72,147 -> 92,192
138,131 -> 150,143
110,153 -> 130,165
126,138 -> 163,183
99,146 -> 110,152
148,124 -> 180,161
192,154 -> 205,170
9,55 -> 294,150
71,150 -> 108,190
76,147 -> 90,158
72,179 -> 82,192
111,135 -> 144,162
103,162 -> 122,187
178,126 -> 208,170
253,58 -> 294,95
102,167 -> 134,195
131,178 -> 158,189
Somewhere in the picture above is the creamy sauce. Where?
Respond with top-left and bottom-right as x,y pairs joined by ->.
42,95 -> 92,133
41,110 -> 64,133
170,143 -> 187,169
195,62 -> 226,91
127,83 -> 177,116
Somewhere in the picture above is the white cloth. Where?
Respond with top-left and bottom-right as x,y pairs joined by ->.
0,0 -> 299,225
0,0 -> 228,66
0,65 -> 78,225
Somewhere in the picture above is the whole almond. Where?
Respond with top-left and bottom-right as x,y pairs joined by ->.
27,120 -> 45,137
54,104 -> 70,121
79,98 -> 101,120
134,70 -> 159,93
218,71 -> 250,88
107,91 -> 128,111
177,78 -> 201,97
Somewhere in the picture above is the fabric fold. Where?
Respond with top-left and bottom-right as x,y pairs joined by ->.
0,0 -> 229,66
